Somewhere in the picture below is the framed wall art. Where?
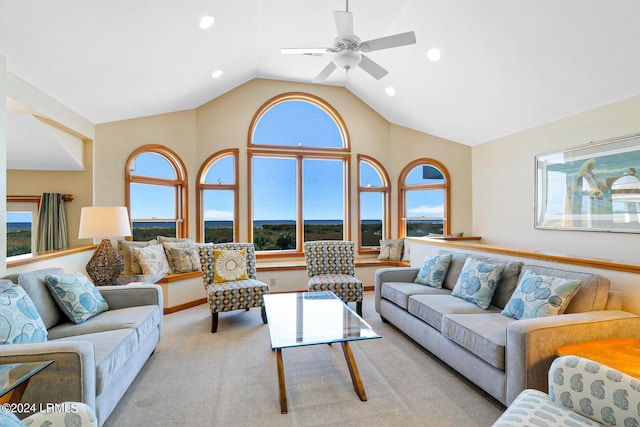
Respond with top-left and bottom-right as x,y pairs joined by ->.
535,133 -> 640,233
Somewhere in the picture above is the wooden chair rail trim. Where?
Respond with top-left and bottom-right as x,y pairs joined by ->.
409,237 -> 640,274
6,245 -> 97,268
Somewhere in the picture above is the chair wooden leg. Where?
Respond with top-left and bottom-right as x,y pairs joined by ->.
261,305 -> 268,324
356,301 -> 363,317
211,312 -> 219,333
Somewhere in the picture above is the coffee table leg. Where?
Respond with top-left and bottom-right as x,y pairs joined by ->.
341,342 -> 367,401
276,349 -> 288,414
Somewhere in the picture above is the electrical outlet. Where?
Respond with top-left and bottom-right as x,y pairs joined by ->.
269,278 -> 276,286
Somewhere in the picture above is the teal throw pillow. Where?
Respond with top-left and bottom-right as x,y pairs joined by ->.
451,258 -> 505,309
414,253 -> 452,288
501,270 -> 581,319
0,409 -> 23,426
0,280 -> 47,345
45,273 -> 109,324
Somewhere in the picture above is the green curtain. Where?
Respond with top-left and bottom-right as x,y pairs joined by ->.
36,193 -> 69,252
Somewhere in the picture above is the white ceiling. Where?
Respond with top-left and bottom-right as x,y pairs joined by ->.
1,0 -> 640,149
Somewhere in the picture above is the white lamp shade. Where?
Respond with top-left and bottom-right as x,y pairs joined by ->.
78,206 -> 132,239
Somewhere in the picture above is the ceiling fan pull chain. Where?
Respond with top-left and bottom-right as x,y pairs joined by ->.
346,0 -> 349,12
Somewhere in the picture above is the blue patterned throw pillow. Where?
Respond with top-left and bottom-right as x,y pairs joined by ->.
0,280 -> 47,345
45,273 -> 109,324
451,258 -> 505,309
501,270 -> 581,319
414,253 -> 452,288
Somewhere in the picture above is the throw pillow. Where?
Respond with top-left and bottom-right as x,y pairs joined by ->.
213,249 -> 249,282
117,239 -> 158,275
0,281 -> 47,344
414,253 -> 452,288
168,246 -> 202,273
162,241 -> 194,272
501,270 -> 581,319
44,273 -> 109,324
451,257 -> 505,309
131,245 -> 171,275
401,238 -> 411,262
377,239 -> 404,261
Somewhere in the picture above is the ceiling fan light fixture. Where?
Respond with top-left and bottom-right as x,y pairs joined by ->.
333,50 -> 362,70
211,69 -> 223,79
199,15 -> 215,29
385,87 -> 396,96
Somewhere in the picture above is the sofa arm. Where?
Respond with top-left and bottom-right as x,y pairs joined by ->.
505,310 -> 640,405
374,267 -> 420,313
0,341 -> 96,417
98,284 -> 163,310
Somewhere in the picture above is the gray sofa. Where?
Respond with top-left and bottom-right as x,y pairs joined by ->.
0,268 -> 163,426
374,250 -> 640,406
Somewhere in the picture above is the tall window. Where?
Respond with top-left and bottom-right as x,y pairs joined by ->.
248,92 -> 350,253
197,149 -> 238,243
6,198 -> 39,259
358,155 -> 390,252
398,159 -> 450,237
125,145 -> 188,240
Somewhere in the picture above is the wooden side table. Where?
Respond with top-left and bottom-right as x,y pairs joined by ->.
556,338 -> 640,379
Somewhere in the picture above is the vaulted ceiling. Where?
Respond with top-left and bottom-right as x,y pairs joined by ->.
2,0 -> 640,159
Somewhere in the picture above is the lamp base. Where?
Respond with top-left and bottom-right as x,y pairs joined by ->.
86,239 -> 124,285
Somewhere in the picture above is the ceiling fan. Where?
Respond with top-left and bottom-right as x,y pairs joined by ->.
281,0 -> 416,82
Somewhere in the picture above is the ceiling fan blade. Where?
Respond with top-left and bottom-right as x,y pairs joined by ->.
333,11 -> 353,38
360,31 -> 416,52
358,54 -> 388,80
312,61 -> 337,83
281,48 -> 331,55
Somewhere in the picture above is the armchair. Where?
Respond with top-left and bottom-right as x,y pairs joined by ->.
493,355 -> 640,426
198,242 -> 269,333
303,240 -> 363,316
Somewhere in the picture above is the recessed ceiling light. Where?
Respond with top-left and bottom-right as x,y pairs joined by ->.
211,69 -> 223,79
427,48 -> 441,62
199,15 -> 215,29
385,87 -> 396,96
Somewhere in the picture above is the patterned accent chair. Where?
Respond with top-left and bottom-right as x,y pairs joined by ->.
304,240 -> 363,316
197,242 -> 269,333
493,355 -> 640,427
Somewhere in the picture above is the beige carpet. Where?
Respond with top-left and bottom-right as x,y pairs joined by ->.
104,291 -> 504,426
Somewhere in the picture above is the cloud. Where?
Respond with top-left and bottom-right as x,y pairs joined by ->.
203,209 -> 233,220
408,205 -> 444,216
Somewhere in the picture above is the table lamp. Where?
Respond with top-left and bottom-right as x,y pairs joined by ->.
79,206 -> 132,285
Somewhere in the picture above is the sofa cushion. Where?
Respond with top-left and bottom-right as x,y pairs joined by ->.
501,270 -> 581,319
45,273 -> 110,324
381,282 -> 450,310
441,313 -> 515,370
377,239 -> 404,261
48,305 -> 160,345
414,253 -> 452,288
132,245 -> 171,275
164,243 -> 201,273
451,258 -> 505,309
56,328 -> 138,394
6,268 -> 66,329
408,294 -> 501,332
0,282 -> 47,344
438,251 -> 469,291
520,265 -> 610,313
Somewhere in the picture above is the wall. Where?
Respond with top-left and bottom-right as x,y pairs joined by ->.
7,139 -> 94,247
472,96 -> 640,266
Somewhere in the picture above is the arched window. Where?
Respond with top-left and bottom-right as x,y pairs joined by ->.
125,145 -> 188,240
398,159 -> 450,237
196,149 -> 238,243
248,92 -> 350,254
358,155 -> 390,253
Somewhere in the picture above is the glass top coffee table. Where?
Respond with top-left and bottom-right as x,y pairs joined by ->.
0,360 -> 54,404
263,291 -> 381,414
